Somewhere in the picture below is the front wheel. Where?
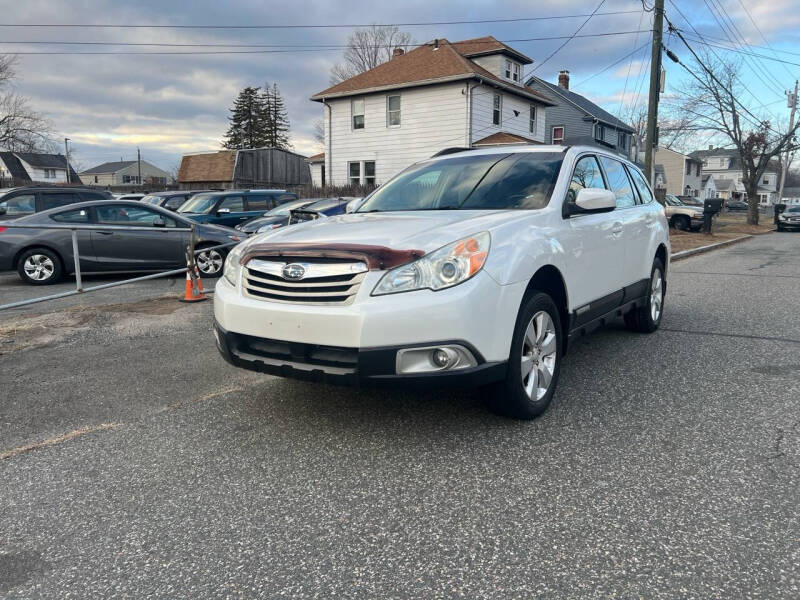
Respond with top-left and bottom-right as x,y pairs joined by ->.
17,247 -> 63,285
672,215 -> 689,230
195,247 -> 226,278
487,292 -> 563,420
624,258 -> 665,333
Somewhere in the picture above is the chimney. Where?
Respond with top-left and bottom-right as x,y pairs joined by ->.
558,70 -> 570,90
392,47 -> 405,58
708,144 -> 713,150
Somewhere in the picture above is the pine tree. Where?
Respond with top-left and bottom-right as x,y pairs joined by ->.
222,86 -> 269,149
261,83 -> 292,150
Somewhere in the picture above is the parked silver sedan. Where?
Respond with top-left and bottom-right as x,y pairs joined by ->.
0,200 -> 243,285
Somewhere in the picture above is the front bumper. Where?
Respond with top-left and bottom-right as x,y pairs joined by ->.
214,321 -> 507,388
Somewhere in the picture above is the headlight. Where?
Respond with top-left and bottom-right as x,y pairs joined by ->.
223,243 -> 244,286
257,223 -> 283,233
372,232 -> 490,296
779,213 -> 788,220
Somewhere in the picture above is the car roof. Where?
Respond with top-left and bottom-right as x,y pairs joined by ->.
22,199 -> 176,219
305,198 -> 348,211
425,143 -> 640,170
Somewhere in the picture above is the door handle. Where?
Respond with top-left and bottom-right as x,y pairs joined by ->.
612,222 -> 623,235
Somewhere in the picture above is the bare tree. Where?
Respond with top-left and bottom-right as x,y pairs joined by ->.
0,55 -> 53,152
330,25 -> 414,85
312,118 -> 324,149
669,50 -> 800,224
630,103 -> 710,155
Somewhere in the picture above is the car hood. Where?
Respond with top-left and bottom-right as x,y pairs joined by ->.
246,210 -> 529,254
240,215 -> 285,230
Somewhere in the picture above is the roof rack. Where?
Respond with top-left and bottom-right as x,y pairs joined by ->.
431,147 -> 471,158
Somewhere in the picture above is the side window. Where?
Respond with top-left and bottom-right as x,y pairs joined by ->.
50,208 -> 90,223
219,195 -> 244,211
165,196 -> 187,210
40,192 -> 80,211
626,165 -> 654,204
566,156 -> 606,205
80,191 -> 107,200
598,156 -> 636,209
1,193 -> 36,215
246,195 -> 269,211
96,205 -> 178,227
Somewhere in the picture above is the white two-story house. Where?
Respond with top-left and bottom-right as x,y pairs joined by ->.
310,36 -> 556,187
689,147 -> 779,205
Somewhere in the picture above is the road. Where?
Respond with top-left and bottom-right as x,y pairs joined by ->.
1,232 -> 799,598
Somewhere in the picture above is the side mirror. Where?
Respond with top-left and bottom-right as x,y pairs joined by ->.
345,199 -> 361,213
572,188 -> 616,214
217,207 -> 231,215
152,217 -> 166,227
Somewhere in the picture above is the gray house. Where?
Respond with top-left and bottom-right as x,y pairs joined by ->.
526,70 -> 636,160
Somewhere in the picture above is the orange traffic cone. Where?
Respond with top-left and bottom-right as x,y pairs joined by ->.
179,269 -> 207,303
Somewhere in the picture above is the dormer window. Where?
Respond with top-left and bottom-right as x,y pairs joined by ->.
504,60 -> 521,82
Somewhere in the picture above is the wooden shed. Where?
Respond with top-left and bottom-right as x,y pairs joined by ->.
178,147 -> 311,191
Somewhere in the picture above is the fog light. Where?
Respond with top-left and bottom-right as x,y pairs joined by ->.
432,348 -> 451,368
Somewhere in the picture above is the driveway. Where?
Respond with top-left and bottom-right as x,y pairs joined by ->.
1,232 -> 798,598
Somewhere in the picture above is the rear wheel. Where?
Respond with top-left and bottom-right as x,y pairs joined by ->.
196,247 -> 226,278
488,292 -> 562,420
17,247 -> 63,285
624,258 -> 665,333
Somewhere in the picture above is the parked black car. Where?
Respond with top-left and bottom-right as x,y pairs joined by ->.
235,198 -> 318,234
0,200 -> 243,285
141,190 -> 207,212
287,197 -> 354,225
177,189 -> 298,227
726,200 -> 748,211
0,187 -> 112,220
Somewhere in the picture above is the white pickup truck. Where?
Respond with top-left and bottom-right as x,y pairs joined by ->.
214,145 -> 670,419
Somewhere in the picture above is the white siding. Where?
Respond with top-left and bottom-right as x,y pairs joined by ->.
471,55 -> 505,79
309,162 -> 324,187
470,87 -> 546,144
16,157 -> 68,183
324,82 -> 468,185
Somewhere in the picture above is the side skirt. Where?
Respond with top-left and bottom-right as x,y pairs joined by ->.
566,279 -> 651,344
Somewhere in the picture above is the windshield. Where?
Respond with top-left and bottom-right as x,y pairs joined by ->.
357,152 -> 563,212
665,195 -> 683,206
178,193 -> 218,214
787,206 -> 800,213
141,195 -> 161,205
265,199 -> 312,216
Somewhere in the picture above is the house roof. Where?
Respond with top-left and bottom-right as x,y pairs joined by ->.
701,174 -> 713,184
714,178 -> 735,191
80,160 -> 137,175
450,36 -> 532,64
473,132 -> 540,146
311,37 -> 555,105
782,186 -> 800,197
306,152 -> 325,163
13,152 -> 70,169
178,150 -> 237,183
526,75 -> 635,134
0,152 -> 31,180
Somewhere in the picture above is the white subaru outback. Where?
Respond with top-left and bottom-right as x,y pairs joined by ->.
214,145 -> 669,419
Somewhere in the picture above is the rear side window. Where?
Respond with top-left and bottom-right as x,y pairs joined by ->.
246,195 -> 270,211
219,196 -> 244,211
1,193 -> 36,215
51,208 -> 90,223
567,155 -> 606,205
626,165 -> 654,204
40,192 -> 81,211
598,157 -> 636,209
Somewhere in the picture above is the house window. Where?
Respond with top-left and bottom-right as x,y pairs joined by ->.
492,94 -> 501,126
364,161 -> 375,185
762,175 -> 770,185
594,124 -> 605,142
386,95 -> 400,127
348,161 -> 361,185
352,98 -> 365,130
618,132 -> 626,150
94,175 -> 98,183
685,162 -> 691,175
512,63 -> 520,82
552,126 -> 565,144
43,168 -> 56,178
505,60 -> 512,79
122,175 -> 141,184
529,106 -> 536,134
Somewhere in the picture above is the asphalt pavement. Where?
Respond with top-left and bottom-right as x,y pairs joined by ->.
1,232 -> 799,598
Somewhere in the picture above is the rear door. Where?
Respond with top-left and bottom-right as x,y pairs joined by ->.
597,155 -> 641,289
559,154 -> 628,316
49,206 -> 98,271
245,194 -> 271,216
626,164 -> 661,284
91,204 -> 188,270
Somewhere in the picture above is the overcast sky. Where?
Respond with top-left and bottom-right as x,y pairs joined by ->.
2,0 -> 798,172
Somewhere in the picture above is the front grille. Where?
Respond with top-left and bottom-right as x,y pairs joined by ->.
243,257 -> 367,305
233,332 -> 358,374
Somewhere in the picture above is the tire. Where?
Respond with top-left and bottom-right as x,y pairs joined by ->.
672,215 -> 690,230
195,246 -> 226,278
16,247 -> 63,285
487,292 -> 563,420
624,258 -> 665,333
777,224 -> 784,232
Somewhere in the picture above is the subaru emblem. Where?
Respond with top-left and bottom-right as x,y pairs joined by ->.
282,263 -> 306,280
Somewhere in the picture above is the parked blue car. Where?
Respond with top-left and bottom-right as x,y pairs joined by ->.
176,189 -> 297,227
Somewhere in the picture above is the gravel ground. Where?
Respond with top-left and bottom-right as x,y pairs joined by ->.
1,232 -> 799,598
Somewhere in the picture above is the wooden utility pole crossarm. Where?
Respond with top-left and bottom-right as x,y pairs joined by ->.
644,0 -> 665,187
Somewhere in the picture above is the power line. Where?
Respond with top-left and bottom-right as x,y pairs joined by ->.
571,41 -> 650,88
529,0 -> 607,75
0,30 -> 652,50
734,0 -> 796,78
0,10 -> 643,30
617,9 -> 647,116
680,34 -> 800,69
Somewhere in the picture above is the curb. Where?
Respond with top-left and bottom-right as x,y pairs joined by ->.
671,234 -> 753,261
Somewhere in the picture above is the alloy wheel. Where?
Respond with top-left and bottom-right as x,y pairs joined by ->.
197,249 -> 223,275
650,268 -> 663,322
520,311 -> 557,401
23,254 -> 55,281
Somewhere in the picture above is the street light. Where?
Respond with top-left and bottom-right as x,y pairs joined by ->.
64,138 -> 71,184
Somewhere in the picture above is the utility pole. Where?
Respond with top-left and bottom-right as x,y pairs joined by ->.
64,138 -> 71,184
777,80 -> 798,207
644,0 -> 665,186
137,147 -> 142,187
